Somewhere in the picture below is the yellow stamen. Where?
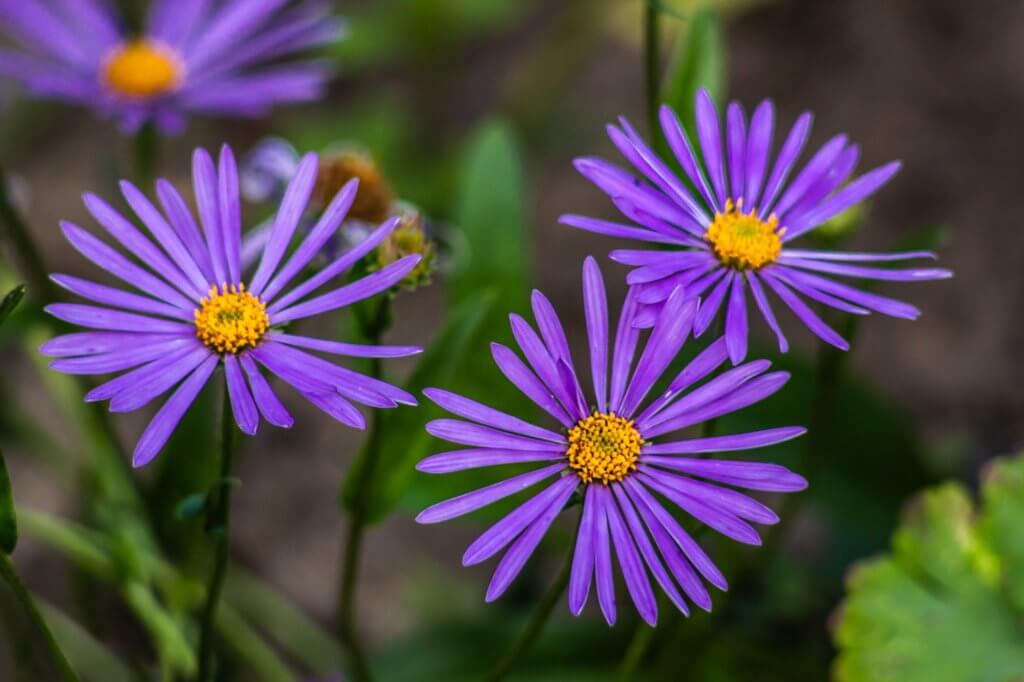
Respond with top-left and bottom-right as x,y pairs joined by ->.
102,40 -> 182,99
566,412 -> 644,485
194,284 -> 269,355
705,198 -> 783,270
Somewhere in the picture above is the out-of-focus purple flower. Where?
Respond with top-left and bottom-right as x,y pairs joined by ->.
40,145 -> 421,467
561,89 -> 952,364
416,257 -> 807,625
0,1 -> 343,134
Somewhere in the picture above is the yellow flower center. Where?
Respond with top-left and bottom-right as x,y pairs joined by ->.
194,284 -> 269,355
705,199 -> 784,270
566,412 -> 644,485
102,40 -> 182,99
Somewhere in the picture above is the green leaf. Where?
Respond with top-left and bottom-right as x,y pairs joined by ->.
0,284 -> 25,327
834,455 -> 1024,682
174,492 -> 208,521
342,291 -> 496,523
450,120 -> 531,309
661,5 -> 726,136
38,599 -> 135,682
0,451 -> 16,553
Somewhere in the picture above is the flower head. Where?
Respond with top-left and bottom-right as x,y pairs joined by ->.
561,90 -> 952,364
0,1 -> 343,133
41,145 -> 422,468
416,257 -> 807,625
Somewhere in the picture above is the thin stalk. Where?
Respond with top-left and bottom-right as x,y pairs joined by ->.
337,298 -> 390,682
644,1 -> 661,137
197,391 -> 237,682
486,548 -> 573,682
134,123 -> 159,187
0,167 -> 57,303
617,623 -> 655,682
0,553 -> 79,681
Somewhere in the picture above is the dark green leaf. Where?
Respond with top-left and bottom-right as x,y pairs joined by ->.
173,492 -> 208,521
0,451 -> 15,553
342,291 -> 496,523
0,284 -> 25,327
661,6 -> 726,137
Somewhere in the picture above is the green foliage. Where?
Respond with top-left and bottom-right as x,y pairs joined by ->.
834,453 -> 1024,682
0,454 -> 16,554
38,600 -> 134,682
661,5 -> 726,135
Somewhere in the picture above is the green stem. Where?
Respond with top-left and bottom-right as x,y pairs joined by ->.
644,1 -> 661,137
0,553 -> 80,681
134,123 -> 159,187
197,391 -> 237,682
486,548 -> 573,682
337,298 -> 390,682
0,167 -> 57,304
617,623 -> 655,682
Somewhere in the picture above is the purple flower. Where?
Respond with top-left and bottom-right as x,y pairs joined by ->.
0,0 -> 343,134
561,90 -> 952,364
40,146 -> 422,468
416,257 -> 807,625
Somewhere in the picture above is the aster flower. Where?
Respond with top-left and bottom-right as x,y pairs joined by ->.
416,257 -> 807,625
561,90 -> 952,364
0,0 -> 342,134
40,146 -> 422,467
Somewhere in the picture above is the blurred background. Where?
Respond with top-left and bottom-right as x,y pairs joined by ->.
0,0 -> 1017,680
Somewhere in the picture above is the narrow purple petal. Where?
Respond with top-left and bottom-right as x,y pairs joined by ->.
770,135 -> 847,219
109,346 -> 212,413
758,112 -> 812,216
249,152 -> 318,295
424,388 -> 565,444
426,419 -> 564,452
592,486 -> 617,625
49,337 -> 195,375
300,390 -> 365,429
605,486 -> 658,625
770,267 -> 871,315
238,352 -> 293,428
695,89 -> 727,209
51,274 -> 192,321
559,215 -> 686,246
780,249 -> 938,263
726,102 -> 746,202
530,289 -> 573,365
45,304 -> 192,334
724,274 -> 748,364
224,354 -> 259,435
192,148 -> 229,285
641,359 -> 772,432
657,105 -> 717,216
218,145 -> 243,284
746,272 -> 788,353
643,426 -> 806,455
582,257 -> 609,412
635,337 -> 729,423
785,162 -> 901,237
694,270 -> 735,337
509,314 -> 586,421
776,257 -> 952,282
644,458 -> 808,493
743,100 -> 775,209
486,479 -> 576,601
639,470 -> 762,545
640,465 -> 778,524
183,0 -> 291,71
417,449 -> 563,474
155,179 -> 215,282
760,273 -> 849,350
416,464 -> 565,524
267,331 -> 421,358
462,475 -> 577,565
40,331 -> 191,358
491,343 -> 574,427
568,486 -> 598,615
772,267 -> 921,319
132,354 -> 218,467
610,287 -> 641,413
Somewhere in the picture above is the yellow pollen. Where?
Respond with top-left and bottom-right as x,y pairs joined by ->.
705,198 -> 784,270
194,284 -> 269,355
566,412 -> 644,485
102,40 -> 182,99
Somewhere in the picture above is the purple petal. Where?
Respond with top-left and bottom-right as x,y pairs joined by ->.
530,289 -> 573,365
641,359 -> 772,432
224,354 -> 259,435
592,486 -> 617,625
724,274 -> 748,364
780,249 -> 938,263
760,273 -> 849,350
46,303 -> 192,334
639,465 -> 778,524
746,272 -> 788,353
770,135 -> 847,219
638,470 -> 762,545
770,267 -> 871,315
109,346 -> 212,412
610,287 -> 641,413
51,274 -> 192,321
605,486 -> 658,625
657,106 -> 717,217
486,478 -> 576,601
426,419 -> 564,452
259,178 -> 358,301
424,388 -> 565,444
191,148 -> 230,285
776,257 -> 952,282
40,331 -> 190,358
612,484 -> 689,616
635,337 -> 729,423
249,152 -> 318,295
462,474 -> 577,565
568,486 -> 598,615
183,0 -> 291,71
218,145 -> 243,284
641,457 -> 807,493
238,352 -> 293,428
726,102 -> 746,202
266,217 -> 399,312
49,336 -> 195,375
559,214 -> 686,246
772,267 -> 921,319
694,270 -> 735,337
132,354 -> 218,467
743,100 -> 775,209
490,343 -> 573,427
267,331 -> 421,358
643,426 -> 806,455
758,112 -> 812,216
416,464 -> 565,524
695,89 -> 727,209
155,179 -> 215,282
509,314 -> 586,421
417,449 -> 563,474
582,257 -> 609,412
301,389 -> 366,429
785,162 -> 902,238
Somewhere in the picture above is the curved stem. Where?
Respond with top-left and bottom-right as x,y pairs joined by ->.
0,553 -> 80,681
486,547 -> 573,682
644,1 -> 661,137
337,298 -> 391,682
197,390 -> 237,682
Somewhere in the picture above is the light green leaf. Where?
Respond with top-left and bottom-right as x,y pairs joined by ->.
661,5 -> 726,136
834,456 -> 1024,682
342,291 -> 496,523
0,451 -> 16,553
38,599 -> 134,682
0,284 -> 25,326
